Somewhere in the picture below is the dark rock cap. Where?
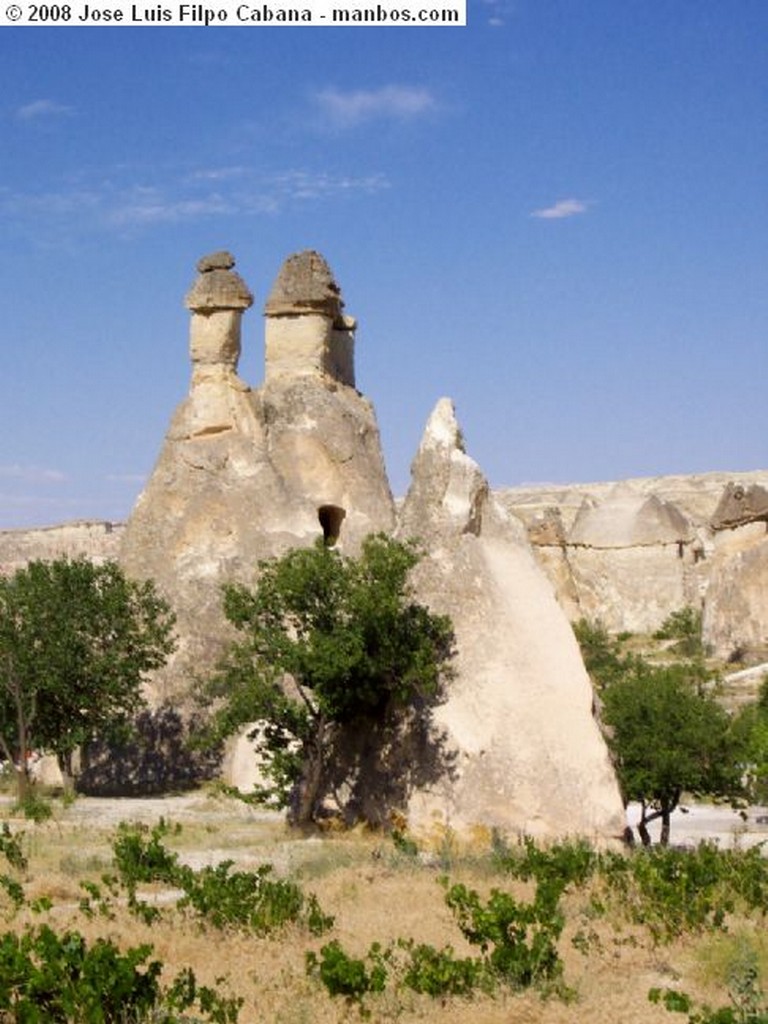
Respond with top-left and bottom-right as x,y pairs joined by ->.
264,250 -> 343,319
711,482 -> 768,531
185,251 -> 253,312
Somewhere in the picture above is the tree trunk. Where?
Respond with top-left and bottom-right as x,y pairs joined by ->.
289,716 -> 328,828
660,808 -> 671,846
14,765 -> 30,805
638,818 -> 652,847
56,750 -> 77,796
638,801 -> 652,846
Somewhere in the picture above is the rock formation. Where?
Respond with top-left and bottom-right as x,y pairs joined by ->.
114,251 -> 625,843
0,520 -> 123,576
711,483 -> 768,531
703,482 -> 768,662
562,488 -> 701,634
119,250 -> 394,703
500,473 -> 768,641
399,399 -> 625,843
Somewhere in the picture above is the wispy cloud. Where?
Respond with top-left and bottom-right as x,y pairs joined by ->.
0,464 -> 67,483
531,198 -> 590,220
312,85 -> 437,129
0,164 -> 391,238
16,99 -> 75,121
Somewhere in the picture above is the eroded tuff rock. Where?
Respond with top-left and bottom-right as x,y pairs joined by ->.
703,482 -> 768,661
703,524 -> 768,662
399,399 -> 625,844
119,251 -> 394,703
562,488 -> 702,634
0,521 -> 123,576
711,483 -> 768,531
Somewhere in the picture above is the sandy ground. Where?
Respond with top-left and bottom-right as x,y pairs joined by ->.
1,792 -> 767,1024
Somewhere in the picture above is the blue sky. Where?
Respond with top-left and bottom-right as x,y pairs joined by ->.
1,2 -> 766,528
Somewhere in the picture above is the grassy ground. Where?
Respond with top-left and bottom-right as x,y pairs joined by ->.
2,789 -> 767,1023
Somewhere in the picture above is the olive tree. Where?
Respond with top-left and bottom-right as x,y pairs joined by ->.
0,557 -> 175,799
201,535 -> 455,827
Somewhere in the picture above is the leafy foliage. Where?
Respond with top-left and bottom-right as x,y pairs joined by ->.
0,557 -> 175,800
0,924 -> 241,1023
573,619 -> 637,691
200,535 -> 455,825
653,606 -> 705,657
306,939 -> 388,1014
111,820 -> 333,936
601,663 -> 745,845
444,879 -> 565,989
731,677 -> 768,805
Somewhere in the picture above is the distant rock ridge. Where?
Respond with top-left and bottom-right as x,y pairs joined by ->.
499,470 -> 768,658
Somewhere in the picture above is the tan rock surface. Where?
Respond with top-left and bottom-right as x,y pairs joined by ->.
0,520 -> 123,576
400,399 -> 625,843
119,251 -> 394,704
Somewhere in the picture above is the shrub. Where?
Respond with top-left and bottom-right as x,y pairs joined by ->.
0,925 -> 242,1023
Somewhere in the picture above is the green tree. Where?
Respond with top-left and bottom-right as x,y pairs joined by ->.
731,675 -> 768,804
201,535 -> 455,827
652,606 -> 704,658
0,557 -> 175,800
601,663 -> 744,846
572,619 -> 637,690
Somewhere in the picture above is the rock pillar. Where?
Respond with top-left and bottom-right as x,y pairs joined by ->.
183,251 -> 254,438
264,250 -> 356,387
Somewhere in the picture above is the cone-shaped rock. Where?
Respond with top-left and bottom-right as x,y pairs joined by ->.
399,398 -> 625,844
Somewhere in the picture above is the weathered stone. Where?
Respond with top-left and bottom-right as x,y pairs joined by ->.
264,250 -> 342,318
0,521 -> 123,577
399,399 -> 625,844
120,250 -> 394,705
196,251 -> 236,273
703,523 -> 768,661
263,252 -> 355,387
569,489 -> 694,549
185,251 -> 253,313
527,507 -> 567,548
711,482 -> 768,531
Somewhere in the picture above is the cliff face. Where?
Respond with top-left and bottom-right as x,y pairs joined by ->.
0,521 -> 124,576
500,471 -> 768,660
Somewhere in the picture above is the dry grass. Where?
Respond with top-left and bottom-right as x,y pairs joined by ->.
0,792 -> 765,1024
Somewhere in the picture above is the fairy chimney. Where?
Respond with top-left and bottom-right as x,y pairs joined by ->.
264,250 -> 356,387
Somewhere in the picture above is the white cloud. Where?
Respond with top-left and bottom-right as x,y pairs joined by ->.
531,198 -> 590,220
0,464 -> 67,483
313,85 -> 436,128
0,165 -> 390,237
16,99 -> 74,121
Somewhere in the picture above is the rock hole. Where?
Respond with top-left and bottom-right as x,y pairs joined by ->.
318,505 -> 346,547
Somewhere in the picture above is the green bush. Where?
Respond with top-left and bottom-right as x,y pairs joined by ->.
444,880 -> 564,989
111,820 -> 333,936
0,924 -> 242,1023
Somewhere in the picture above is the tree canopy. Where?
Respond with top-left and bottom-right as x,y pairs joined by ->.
601,661 -> 744,845
0,557 -> 175,799
201,534 -> 456,827
575,619 -> 746,846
